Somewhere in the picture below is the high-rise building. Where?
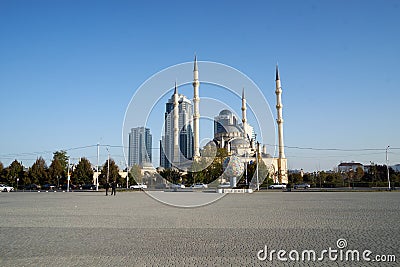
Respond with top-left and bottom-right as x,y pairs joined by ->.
160,88 -> 194,169
128,127 -> 152,167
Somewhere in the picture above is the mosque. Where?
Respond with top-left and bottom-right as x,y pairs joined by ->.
160,56 -> 288,185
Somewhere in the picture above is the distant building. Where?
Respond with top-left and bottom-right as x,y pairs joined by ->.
160,89 -> 194,169
128,127 -> 152,167
338,162 -> 363,173
390,164 -> 400,172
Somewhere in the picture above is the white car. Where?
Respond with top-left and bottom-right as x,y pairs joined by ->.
218,182 -> 231,188
191,183 -> 208,189
294,183 -> 310,189
130,184 -> 147,189
0,184 -> 14,192
268,184 -> 287,189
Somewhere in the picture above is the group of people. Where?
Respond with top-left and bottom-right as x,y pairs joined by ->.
104,181 -> 117,196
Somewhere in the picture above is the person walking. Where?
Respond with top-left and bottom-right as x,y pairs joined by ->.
111,181 -> 116,196
105,182 -> 110,196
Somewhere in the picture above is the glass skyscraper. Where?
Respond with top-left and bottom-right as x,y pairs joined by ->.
160,93 -> 194,169
128,127 -> 152,167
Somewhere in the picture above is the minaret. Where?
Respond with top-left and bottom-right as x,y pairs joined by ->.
275,65 -> 287,184
275,65 -> 285,158
173,81 -> 180,164
193,55 -> 200,158
241,88 -> 247,139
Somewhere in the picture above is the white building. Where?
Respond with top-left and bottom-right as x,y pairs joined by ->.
338,162 -> 364,173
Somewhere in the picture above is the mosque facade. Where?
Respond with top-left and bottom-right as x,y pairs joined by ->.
159,56 -> 288,184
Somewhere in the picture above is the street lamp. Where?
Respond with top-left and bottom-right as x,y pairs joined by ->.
244,149 -> 248,186
106,146 -> 110,184
386,146 -> 391,190
67,158 -> 70,192
256,141 -> 259,191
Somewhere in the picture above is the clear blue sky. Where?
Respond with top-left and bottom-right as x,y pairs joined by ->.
1,0 -> 399,171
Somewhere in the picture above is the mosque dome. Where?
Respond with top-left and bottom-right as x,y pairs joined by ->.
220,125 -> 243,134
230,138 -> 248,147
219,109 -> 232,116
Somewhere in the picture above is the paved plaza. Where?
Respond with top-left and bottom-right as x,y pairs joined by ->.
0,191 -> 399,266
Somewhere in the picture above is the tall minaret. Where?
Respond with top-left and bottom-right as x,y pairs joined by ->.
241,88 -> 247,139
173,81 -> 180,164
193,55 -> 200,158
275,65 -> 285,159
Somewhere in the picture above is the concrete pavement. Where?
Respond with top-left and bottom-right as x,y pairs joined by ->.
0,191 -> 399,266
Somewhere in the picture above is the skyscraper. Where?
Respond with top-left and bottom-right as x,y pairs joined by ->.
128,127 -> 152,167
160,87 -> 194,169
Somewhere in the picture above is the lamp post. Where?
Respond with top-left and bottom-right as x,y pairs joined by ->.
256,141 -> 260,191
386,146 -> 391,190
96,143 -> 99,191
244,149 -> 248,186
67,158 -> 70,192
106,146 -> 110,184
126,164 -> 129,189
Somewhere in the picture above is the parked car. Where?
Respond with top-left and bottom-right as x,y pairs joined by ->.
81,184 -> 97,190
42,184 -> 56,190
294,183 -> 310,189
130,184 -> 147,189
24,184 -> 41,190
191,183 -> 208,189
268,183 -> 287,189
0,184 -> 14,192
60,184 -> 78,190
171,184 -> 186,189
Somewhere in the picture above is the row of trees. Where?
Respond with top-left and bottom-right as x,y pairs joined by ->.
157,145 -> 400,189
0,150 -> 137,188
289,164 -> 400,188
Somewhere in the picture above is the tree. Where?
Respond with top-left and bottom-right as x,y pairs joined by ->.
289,172 -> 303,185
53,150 -> 69,174
49,158 -> 64,186
243,154 -> 269,186
99,158 -> 121,186
29,157 -> 48,185
48,151 -> 69,185
355,166 -> 364,182
0,162 -> 4,182
129,165 -> 142,185
187,147 -> 228,185
5,160 -> 24,187
72,158 -> 94,185
160,168 -> 182,184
